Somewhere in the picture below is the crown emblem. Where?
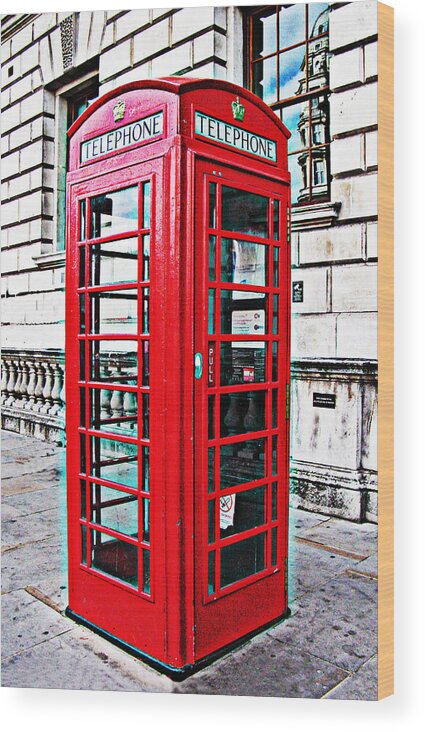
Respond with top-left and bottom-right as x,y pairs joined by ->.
231,96 -> 245,122
113,99 -> 126,123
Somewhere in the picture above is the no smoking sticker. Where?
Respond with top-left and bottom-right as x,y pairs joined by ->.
220,494 -> 236,529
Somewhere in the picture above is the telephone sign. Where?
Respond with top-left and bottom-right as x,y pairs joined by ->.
65,78 -> 291,679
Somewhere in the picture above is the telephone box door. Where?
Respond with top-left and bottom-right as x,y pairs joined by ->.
66,156 -> 168,661
194,159 -> 290,660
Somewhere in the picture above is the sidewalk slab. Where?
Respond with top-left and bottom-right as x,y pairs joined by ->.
326,654 -> 377,700
1,588 -> 72,660
175,630 -> 348,698
288,539 -> 359,602
296,517 -> 378,558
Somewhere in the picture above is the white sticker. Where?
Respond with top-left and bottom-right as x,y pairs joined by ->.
220,494 -> 236,530
231,309 -> 266,349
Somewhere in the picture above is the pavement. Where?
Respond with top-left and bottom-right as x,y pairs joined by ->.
1,429 -> 378,699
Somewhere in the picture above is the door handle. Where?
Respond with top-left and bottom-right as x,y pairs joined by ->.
194,352 -> 203,379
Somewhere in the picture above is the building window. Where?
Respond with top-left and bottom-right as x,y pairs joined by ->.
246,3 -> 330,205
54,76 -> 99,252
67,80 -> 99,128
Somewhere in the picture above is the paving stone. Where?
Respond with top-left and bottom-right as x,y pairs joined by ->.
289,507 -> 330,536
1,431 -> 55,452
351,552 -> 378,577
1,455 -> 62,481
326,654 -> 377,700
1,467 -> 62,496
1,588 -> 72,659
269,573 -> 377,672
29,574 -> 68,613
288,540 -> 359,602
2,484 -> 62,518
1,507 -> 64,549
297,517 -> 377,558
175,632 -> 348,698
1,536 -> 65,593
1,625 -> 174,693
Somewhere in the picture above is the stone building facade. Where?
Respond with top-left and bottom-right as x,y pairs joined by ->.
1,3 -> 378,522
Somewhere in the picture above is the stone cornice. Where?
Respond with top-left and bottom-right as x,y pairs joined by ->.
1,14 -> 37,42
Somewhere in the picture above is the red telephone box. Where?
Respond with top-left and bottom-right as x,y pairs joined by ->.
65,78 -> 291,678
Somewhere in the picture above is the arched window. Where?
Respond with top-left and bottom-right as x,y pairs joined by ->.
245,4 -> 330,205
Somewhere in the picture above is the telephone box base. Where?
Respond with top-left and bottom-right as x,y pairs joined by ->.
65,606 -> 291,681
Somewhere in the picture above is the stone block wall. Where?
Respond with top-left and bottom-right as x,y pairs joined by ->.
290,2 -> 378,521
1,5 -> 379,521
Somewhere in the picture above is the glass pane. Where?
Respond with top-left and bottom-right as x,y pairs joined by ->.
143,181 -> 151,228
81,525 -> 87,565
273,247 -> 279,287
142,446 -> 150,493
142,497 -> 150,543
208,551 -> 216,594
91,483 -> 138,537
79,294 -> 85,333
90,291 -> 137,335
221,291 -> 267,335
79,247 -> 86,286
208,289 -> 215,334
208,500 -> 215,544
220,342 -> 266,386
143,235 -> 150,281
90,238 -> 138,286
273,294 -> 279,334
221,186 -> 269,238
80,388 -> 86,427
90,387 -> 137,437
272,434 -> 278,476
279,45 -> 306,100
272,341 -> 278,382
91,530 -> 137,587
80,341 -> 86,381
221,239 -> 267,288
288,153 -> 307,204
220,485 -> 266,538
252,10 -> 276,58
279,4 -> 306,49
272,481 -> 278,521
252,58 -> 277,105
208,447 -> 215,493
220,438 -> 266,490
143,549 -> 150,594
208,235 -> 216,280
271,526 -> 278,566
220,391 -> 266,438
142,394 -> 149,439
273,201 -> 280,240
208,395 -> 215,439
90,436 -> 138,489
142,340 -> 149,386
90,340 -> 137,385
209,182 -> 217,228
80,434 -> 86,473
281,102 -> 308,153
90,186 -> 138,238
220,533 -> 265,588
308,41 -> 328,89
79,199 -> 86,241
80,480 -> 86,519
272,389 -> 278,429
308,3 -> 329,37
142,288 -> 150,334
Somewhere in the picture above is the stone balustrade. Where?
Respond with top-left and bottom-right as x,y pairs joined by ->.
1,349 -> 65,443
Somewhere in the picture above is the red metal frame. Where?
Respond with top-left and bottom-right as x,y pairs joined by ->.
66,78 -> 290,675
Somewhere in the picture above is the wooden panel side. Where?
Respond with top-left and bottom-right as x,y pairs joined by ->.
377,0 -> 394,701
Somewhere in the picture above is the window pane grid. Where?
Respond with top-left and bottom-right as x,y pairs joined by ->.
247,4 -> 330,205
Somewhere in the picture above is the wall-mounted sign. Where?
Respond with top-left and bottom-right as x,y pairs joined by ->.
313,393 -> 336,409
195,111 -> 277,162
81,111 -> 164,163
292,281 -> 304,303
